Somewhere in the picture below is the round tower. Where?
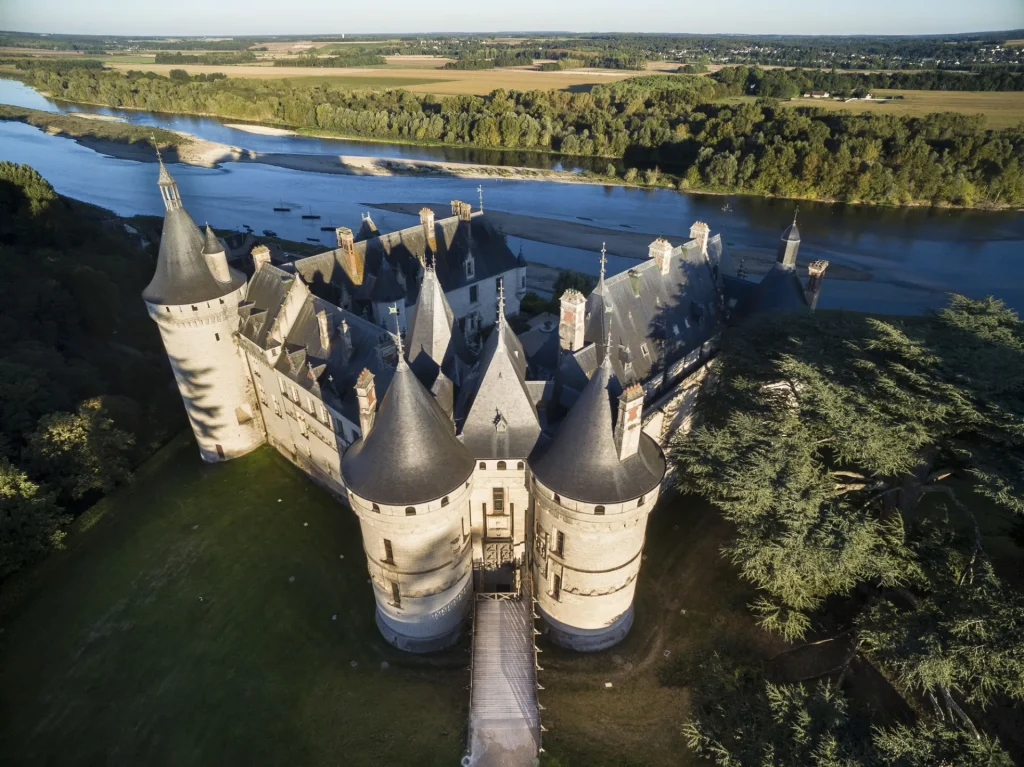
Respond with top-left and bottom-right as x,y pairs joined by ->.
341,331 -> 477,652
529,349 -> 665,651
142,153 -> 265,462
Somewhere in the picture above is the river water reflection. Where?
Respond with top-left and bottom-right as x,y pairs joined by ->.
1,78 -> 1021,315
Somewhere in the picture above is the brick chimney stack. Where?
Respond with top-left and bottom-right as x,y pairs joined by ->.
317,309 -> 332,350
805,260 -> 829,311
355,368 -> 376,438
251,244 -> 271,272
419,207 -> 436,253
649,238 -> 674,276
451,200 -> 472,221
689,221 -> 710,257
336,226 -> 364,286
558,289 -> 587,352
614,383 -> 645,460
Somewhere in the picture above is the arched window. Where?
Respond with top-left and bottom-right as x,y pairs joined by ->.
517,461 -> 524,470
497,461 -> 507,470
595,505 -> 605,515
441,496 -> 449,506
372,503 -> 380,513
405,507 -> 416,516
479,462 -> 486,470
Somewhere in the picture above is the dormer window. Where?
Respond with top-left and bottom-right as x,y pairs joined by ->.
466,260 -> 474,278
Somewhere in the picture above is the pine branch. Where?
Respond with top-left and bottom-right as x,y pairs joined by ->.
940,684 -> 981,741
921,484 -> 984,584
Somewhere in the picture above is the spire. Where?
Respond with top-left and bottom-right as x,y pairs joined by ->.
496,278 -> 506,341
153,139 -> 182,211
477,184 -> 484,213
389,304 -> 405,369
599,242 -> 607,285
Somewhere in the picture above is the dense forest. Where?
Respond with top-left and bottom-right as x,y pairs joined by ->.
17,65 -> 1024,207
712,66 -> 1024,98
675,299 -> 1024,765
0,163 -> 181,581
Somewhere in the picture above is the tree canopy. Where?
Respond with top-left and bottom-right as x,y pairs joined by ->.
674,296 -> 1024,760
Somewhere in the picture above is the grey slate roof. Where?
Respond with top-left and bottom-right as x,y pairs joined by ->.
238,265 -> 296,350
292,212 -> 519,309
341,356 -> 475,506
459,310 -> 541,459
275,296 -> 397,425
577,239 -> 722,385
740,264 -> 809,316
202,224 -> 223,255
530,354 -> 665,504
405,265 -> 473,387
142,207 -> 245,305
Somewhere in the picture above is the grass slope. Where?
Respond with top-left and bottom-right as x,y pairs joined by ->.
0,435 -> 467,766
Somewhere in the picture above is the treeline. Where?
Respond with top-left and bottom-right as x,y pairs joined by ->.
17,66 -> 1024,207
154,51 -> 257,65
543,49 -> 647,70
0,163 -> 183,581
444,50 -> 536,70
712,66 -> 1024,99
538,59 -> 585,72
274,51 -> 386,68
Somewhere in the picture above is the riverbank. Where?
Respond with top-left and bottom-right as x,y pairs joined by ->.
369,202 -> 872,281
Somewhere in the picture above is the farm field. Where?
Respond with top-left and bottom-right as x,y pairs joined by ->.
787,88 -> 1024,129
101,61 -> 648,95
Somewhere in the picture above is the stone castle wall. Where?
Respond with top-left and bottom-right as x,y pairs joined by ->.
147,286 -> 265,462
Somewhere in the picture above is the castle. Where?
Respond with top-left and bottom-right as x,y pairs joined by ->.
143,156 -> 826,654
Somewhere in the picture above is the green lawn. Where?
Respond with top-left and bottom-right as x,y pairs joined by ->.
0,434 -> 468,767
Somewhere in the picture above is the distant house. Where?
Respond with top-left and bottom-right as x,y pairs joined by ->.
802,90 -> 831,99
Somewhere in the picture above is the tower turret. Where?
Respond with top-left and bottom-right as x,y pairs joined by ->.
341,311 -> 477,652
778,209 -> 801,269
142,152 -> 265,462
529,340 -> 665,651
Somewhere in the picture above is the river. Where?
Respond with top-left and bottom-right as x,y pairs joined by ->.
1,78 -> 1022,315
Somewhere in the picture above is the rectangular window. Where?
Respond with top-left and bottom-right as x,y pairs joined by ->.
215,332 -> 220,341
555,530 -> 565,556
552,573 -> 561,601
640,343 -> 650,358
271,394 -> 281,417
383,539 -> 394,564
469,285 -> 478,303
297,415 -> 308,437
492,487 -> 505,514
390,581 -> 401,608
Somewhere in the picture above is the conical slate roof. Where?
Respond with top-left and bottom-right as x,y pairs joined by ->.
142,167 -> 245,306
341,357 -> 475,505
531,354 -> 664,504
202,224 -> 224,255
781,221 -> 801,243
460,299 -> 540,458
406,265 -> 471,386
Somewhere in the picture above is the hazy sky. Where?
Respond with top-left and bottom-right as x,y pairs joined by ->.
2,0 -> 1022,36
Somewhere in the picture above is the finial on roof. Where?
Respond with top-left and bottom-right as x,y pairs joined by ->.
388,304 -> 405,367
599,242 -> 607,283
604,330 -> 614,362
496,278 -> 506,336
477,184 -> 484,212
793,206 -> 799,225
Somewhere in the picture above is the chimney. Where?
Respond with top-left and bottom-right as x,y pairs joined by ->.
689,221 -> 710,257
317,309 -> 332,350
251,244 -> 271,271
451,200 -> 472,222
419,207 -> 436,253
805,260 -> 829,311
355,368 -> 376,438
558,289 -> 587,352
649,238 -> 673,276
336,227 -> 364,285
614,383 -> 645,460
